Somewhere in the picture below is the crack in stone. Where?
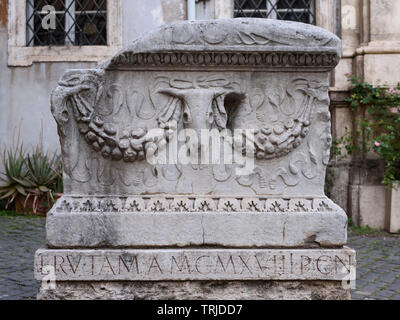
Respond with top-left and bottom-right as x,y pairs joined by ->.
201,213 -> 205,245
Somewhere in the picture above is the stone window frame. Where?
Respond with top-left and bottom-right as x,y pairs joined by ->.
8,0 -> 122,66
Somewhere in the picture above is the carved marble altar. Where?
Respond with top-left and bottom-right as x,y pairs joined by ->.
34,18 -> 355,300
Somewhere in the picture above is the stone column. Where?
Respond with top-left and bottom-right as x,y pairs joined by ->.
34,18 -> 356,300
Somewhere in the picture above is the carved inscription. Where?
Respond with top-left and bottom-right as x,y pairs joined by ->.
35,249 -> 355,281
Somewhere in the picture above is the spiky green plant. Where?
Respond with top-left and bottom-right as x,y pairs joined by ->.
0,145 -> 63,213
23,147 -> 63,213
0,145 -> 30,209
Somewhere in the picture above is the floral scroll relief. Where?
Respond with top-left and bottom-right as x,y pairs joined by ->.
52,70 -> 329,193
252,78 -> 329,161
235,78 -> 329,191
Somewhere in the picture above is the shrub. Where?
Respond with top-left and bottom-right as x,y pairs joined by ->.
335,76 -> 400,187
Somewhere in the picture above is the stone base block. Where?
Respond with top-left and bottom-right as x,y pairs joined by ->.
37,280 -> 350,300
46,196 -> 348,248
34,247 -> 355,300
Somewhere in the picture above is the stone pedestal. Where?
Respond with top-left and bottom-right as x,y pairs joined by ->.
35,248 -> 354,300
35,196 -> 355,300
35,19 -> 355,300
37,280 -> 351,300
44,196 -> 348,248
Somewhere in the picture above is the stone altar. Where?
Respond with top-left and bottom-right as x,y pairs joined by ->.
34,18 -> 356,300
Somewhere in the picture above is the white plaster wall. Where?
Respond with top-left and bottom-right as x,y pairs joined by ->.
0,0 -> 187,154
122,0 -> 187,45
0,26 -> 96,153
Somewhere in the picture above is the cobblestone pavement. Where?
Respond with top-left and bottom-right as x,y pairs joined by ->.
348,230 -> 400,300
0,214 -> 399,300
0,215 -> 45,300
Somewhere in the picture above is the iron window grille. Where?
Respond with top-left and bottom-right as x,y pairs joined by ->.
26,0 -> 107,46
234,0 -> 315,25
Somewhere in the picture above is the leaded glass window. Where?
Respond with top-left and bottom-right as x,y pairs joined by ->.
234,0 -> 315,25
26,0 -> 107,46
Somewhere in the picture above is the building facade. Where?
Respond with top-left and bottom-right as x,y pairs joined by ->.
1,0 -> 399,229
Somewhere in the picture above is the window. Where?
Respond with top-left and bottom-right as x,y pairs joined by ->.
26,0 -> 107,46
233,0 -> 315,25
8,1 -> 121,66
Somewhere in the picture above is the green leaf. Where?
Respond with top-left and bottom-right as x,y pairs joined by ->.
38,186 -> 50,193
0,188 -> 17,200
12,177 -> 33,188
15,184 -> 27,196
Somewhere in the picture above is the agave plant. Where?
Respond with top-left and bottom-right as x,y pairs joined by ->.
0,145 -> 30,209
0,145 -> 63,213
23,147 -> 63,213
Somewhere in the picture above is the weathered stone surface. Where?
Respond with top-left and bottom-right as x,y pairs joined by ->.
46,200 -> 348,248
52,71 -> 334,198
358,185 -> 387,230
103,18 -> 341,71
35,18 -> 353,300
386,186 -> 400,233
50,195 -> 344,213
35,248 -> 355,281
37,280 -> 350,300
51,19 -> 341,198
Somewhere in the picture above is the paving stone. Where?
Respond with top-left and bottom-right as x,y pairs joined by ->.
375,289 -> 397,298
378,273 -> 397,284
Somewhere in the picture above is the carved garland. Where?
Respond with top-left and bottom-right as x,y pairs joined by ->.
52,72 -> 327,165
52,70 -> 152,163
253,78 -> 329,160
